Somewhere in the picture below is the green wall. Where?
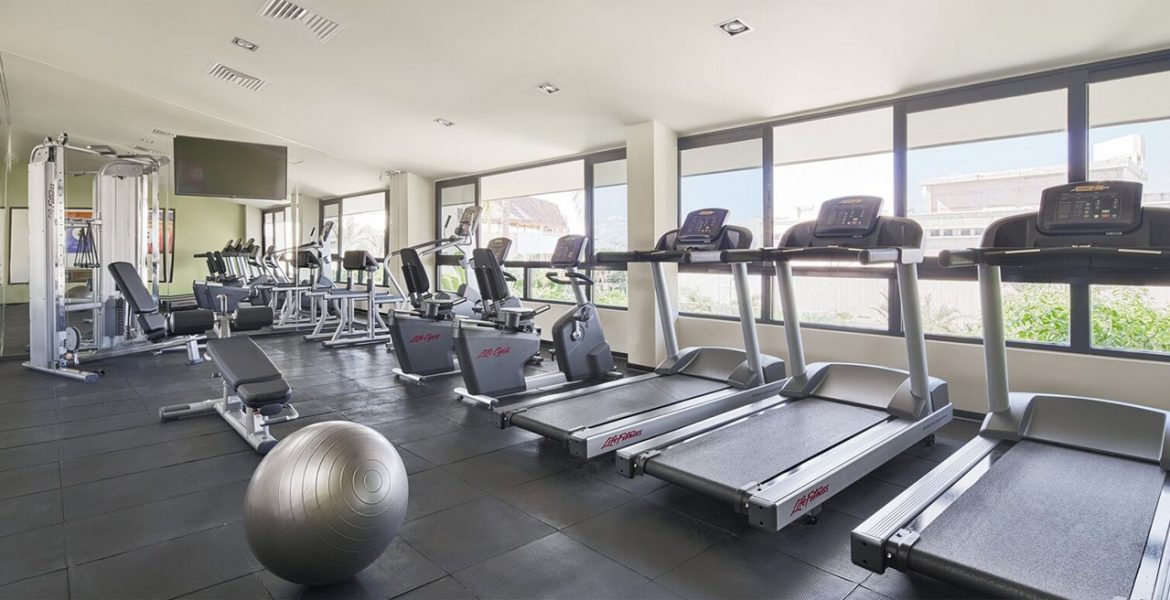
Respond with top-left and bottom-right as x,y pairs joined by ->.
1,158 -> 247,303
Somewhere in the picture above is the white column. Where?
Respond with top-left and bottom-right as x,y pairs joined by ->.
626,121 -> 678,368
388,173 -> 435,276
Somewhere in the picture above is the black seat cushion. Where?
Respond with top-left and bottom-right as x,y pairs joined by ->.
108,262 -> 159,314
237,379 -> 292,408
205,337 -> 283,387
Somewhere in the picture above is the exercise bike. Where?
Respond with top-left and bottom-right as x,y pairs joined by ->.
454,234 -> 621,407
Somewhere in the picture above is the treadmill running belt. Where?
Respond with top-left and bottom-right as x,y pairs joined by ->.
646,399 -> 887,502
517,375 -> 726,432
913,440 -> 1164,600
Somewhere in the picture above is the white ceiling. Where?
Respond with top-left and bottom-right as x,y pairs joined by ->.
2,0 -> 1169,199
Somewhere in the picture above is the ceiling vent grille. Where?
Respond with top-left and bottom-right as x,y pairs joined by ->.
132,145 -> 164,154
258,0 -> 341,43
207,62 -> 267,91
151,128 -> 174,137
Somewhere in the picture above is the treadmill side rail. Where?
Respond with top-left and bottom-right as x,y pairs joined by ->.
851,435 -> 999,573
748,404 -> 952,531
566,379 -> 787,457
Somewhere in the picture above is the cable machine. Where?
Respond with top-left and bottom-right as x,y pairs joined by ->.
24,133 -> 194,382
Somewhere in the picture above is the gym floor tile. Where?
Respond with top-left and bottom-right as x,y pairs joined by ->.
563,499 -> 728,578
256,537 -> 445,600
171,431 -> 255,462
178,574 -> 273,600
402,423 -> 541,465
392,576 -> 478,600
0,462 -> 60,500
869,453 -> 943,488
372,414 -> 465,444
64,490 -> 228,565
203,480 -> 251,524
739,507 -> 872,583
270,411 -> 350,439
343,397 -> 451,426
68,524 -> 259,600
0,424 -> 61,450
645,483 -> 751,534
453,533 -> 647,600
189,451 -> 263,489
0,525 -> 65,586
401,496 -> 555,572
0,441 -> 60,472
59,442 -> 183,487
397,447 -> 436,475
823,476 -> 906,521
58,417 -> 223,460
0,569 -> 69,600
496,470 -> 635,529
62,463 -> 200,520
440,404 -> 497,427
844,585 -> 895,600
656,538 -> 857,600
442,439 -> 571,492
403,468 -> 486,522
57,410 -> 158,439
575,457 -> 670,496
0,489 -> 62,536
55,398 -> 144,423
0,410 -> 59,432
860,568 -> 972,600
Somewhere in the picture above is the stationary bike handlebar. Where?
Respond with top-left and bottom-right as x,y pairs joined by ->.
546,271 -> 595,286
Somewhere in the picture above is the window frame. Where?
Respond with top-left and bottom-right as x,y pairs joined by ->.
432,47 -> 1170,361
318,188 -> 391,285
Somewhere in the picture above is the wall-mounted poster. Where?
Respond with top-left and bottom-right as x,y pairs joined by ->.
147,209 -> 177,283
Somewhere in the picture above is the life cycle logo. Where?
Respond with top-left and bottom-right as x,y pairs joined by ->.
476,346 -> 512,359
408,333 -> 441,344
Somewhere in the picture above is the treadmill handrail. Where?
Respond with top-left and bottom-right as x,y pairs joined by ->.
939,246 -> 1170,269
596,249 -> 716,264
722,246 -> 923,265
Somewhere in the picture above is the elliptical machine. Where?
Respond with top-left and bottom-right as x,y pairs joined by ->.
454,234 -> 621,406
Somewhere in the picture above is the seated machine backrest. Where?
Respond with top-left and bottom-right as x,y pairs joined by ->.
293,250 -> 320,269
108,261 -> 167,339
342,250 -> 380,273
471,248 -> 512,302
399,248 -> 430,296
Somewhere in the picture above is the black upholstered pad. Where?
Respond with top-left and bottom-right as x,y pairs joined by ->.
914,440 -> 1163,600
236,379 -> 292,407
107,262 -> 158,314
204,337 -> 282,388
645,398 -> 887,500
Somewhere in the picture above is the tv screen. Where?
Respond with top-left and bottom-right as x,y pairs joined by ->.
173,136 -> 288,200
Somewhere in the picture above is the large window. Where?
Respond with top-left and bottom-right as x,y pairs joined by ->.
592,158 -> 628,307
680,138 -> 764,243
261,207 -> 290,252
318,192 -> 388,282
480,161 -> 586,262
1088,70 -> 1170,353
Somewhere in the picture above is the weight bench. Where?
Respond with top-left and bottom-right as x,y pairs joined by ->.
158,336 -> 298,453
108,261 -> 214,363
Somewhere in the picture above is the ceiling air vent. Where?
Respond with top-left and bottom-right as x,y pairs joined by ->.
132,145 -> 163,154
258,0 -> 341,43
151,128 -> 174,137
207,62 -> 267,91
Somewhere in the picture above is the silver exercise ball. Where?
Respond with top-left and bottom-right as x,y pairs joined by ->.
244,421 -> 409,586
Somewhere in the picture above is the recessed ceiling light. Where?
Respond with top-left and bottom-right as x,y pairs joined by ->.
434,118 -> 454,127
716,18 -> 751,37
537,82 -> 560,95
232,36 -> 259,51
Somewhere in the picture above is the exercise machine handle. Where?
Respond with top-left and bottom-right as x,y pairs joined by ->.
546,271 -> 595,286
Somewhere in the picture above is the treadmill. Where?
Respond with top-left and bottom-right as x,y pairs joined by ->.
493,208 -> 787,458
614,196 -> 952,530
852,181 -> 1170,600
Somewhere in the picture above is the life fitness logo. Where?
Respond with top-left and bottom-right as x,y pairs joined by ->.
601,429 -> 643,449
408,333 -> 441,344
789,484 -> 830,516
476,346 -> 512,359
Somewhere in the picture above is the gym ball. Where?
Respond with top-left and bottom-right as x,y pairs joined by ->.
243,421 -> 409,586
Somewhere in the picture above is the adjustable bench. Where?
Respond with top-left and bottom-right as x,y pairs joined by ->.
108,261 -> 215,363
158,336 -> 298,454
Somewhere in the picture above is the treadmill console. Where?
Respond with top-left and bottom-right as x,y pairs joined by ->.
1038,181 -> 1142,235
453,205 -> 483,237
677,208 -> 730,247
550,234 -> 587,267
485,237 -> 512,263
814,196 -> 883,237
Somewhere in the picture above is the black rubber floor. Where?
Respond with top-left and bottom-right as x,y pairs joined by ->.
914,440 -> 1164,600
0,333 -> 984,599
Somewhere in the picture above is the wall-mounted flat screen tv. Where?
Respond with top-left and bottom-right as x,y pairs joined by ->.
174,135 -> 287,200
